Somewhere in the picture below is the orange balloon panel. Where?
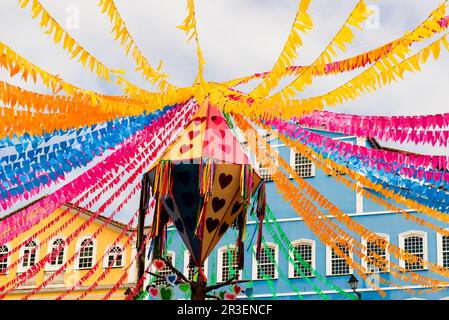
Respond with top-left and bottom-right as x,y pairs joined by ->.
200,164 -> 262,262
160,106 -> 208,162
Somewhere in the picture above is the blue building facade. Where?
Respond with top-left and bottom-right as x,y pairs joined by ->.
145,128 -> 449,300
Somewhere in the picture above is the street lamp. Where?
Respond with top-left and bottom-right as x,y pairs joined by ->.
348,274 -> 361,300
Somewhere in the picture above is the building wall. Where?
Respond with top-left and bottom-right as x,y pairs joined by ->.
0,205 -> 136,300
145,129 -> 449,300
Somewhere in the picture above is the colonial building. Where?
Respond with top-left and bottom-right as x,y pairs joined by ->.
0,200 -> 137,300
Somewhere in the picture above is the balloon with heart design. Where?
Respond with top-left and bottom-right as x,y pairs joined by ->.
179,143 -> 193,154
141,102 -> 264,270
203,165 -> 263,262
149,287 -> 159,298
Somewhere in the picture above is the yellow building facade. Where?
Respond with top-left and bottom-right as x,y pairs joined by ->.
0,200 -> 138,300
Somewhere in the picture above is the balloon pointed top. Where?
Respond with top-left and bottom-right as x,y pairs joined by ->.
160,100 -> 252,165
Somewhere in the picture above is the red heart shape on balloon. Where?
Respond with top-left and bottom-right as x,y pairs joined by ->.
179,144 -> 193,154
233,285 -> 242,295
153,259 -> 166,271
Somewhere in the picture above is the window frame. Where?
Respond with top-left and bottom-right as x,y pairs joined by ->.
217,245 -> 243,283
326,239 -> 354,276
288,239 -> 315,278
362,233 -> 390,274
398,230 -> 428,271
0,243 -> 11,275
103,244 -> 126,269
45,236 -> 67,272
289,150 -> 315,179
183,250 -> 208,281
75,236 -> 97,270
18,239 -> 39,273
437,229 -> 449,268
252,242 -> 279,280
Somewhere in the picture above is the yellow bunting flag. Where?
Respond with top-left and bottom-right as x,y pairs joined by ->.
178,0 -> 206,85
250,0 -> 313,98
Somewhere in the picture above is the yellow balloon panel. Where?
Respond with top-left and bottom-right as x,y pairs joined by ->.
201,166 -> 262,262
161,118 -> 206,162
200,164 -> 241,257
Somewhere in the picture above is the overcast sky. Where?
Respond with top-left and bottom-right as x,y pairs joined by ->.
1,0 -> 448,222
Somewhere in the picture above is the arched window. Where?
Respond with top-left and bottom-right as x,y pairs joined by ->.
326,240 -> 353,276
362,234 -> 389,273
78,238 -> 95,269
22,240 -> 38,269
252,243 -> 278,280
0,245 -> 9,274
152,251 -> 175,286
289,240 -> 315,278
107,246 -> 123,268
437,230 -> 449,268
217,246 -> 241,283
183,251 -> 208,281
399,231 -> 427,271
49,238 -> 65,267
